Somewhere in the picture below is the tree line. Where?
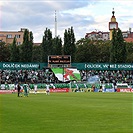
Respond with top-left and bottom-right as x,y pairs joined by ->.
0,27 -> 133,63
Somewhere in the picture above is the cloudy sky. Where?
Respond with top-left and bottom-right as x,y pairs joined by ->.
0,0 -> 133,43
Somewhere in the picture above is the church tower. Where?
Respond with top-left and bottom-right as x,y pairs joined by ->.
109,9 -> 118,40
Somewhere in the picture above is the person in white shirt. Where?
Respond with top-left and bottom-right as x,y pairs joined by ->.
102,84 -> 105,92
46,83 -> 50,95
34,84 -> 38,94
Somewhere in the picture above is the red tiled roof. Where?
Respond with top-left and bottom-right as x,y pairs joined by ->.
86,31 -> 97,35
128,32 -> 133,38
124,38 -> 133,43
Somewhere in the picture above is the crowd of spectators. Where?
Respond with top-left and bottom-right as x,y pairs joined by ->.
0,68 -> 57,84
80,70 -> 133,85
0,68 -> 133,85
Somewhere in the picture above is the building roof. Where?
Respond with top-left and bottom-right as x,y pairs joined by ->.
128,32 -> 133,38
86,30 -> 133,42
124,38 -> 133,43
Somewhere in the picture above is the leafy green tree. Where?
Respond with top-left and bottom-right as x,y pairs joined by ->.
110,28 -> 126,63
52,36 -> 62,55
32,45 -> 42,62
20,29 -> 33,62
63,27 -> 76,62
75,43 -> 89,62
110,29 -> 117,63
0,42 -> 10,62
75,38 -> 98,63
76,38 -> 91,46
116,28 -> 127,62
10,37 -> 20,62
29,31 -> 33,62
63,29 -> 69,54
96,40 -> 111,63
41,28 -> 53,62
126,42 -> 133,63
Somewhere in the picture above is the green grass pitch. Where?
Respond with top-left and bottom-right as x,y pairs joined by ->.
0,92 -> 133,133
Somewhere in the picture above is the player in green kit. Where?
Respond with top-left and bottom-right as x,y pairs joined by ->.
23,84 -> 29,97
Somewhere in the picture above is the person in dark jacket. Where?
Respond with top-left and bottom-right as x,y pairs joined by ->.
17,83 -> 21,97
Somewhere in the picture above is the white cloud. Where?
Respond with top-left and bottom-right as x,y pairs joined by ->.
0,0 -> 133,42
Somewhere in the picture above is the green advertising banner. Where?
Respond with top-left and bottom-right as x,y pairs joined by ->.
72,63 -> 133,70
0,62 -> 133,70
0,62 -> 47,70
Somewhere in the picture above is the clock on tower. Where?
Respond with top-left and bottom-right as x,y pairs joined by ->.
109,22 -> 118,30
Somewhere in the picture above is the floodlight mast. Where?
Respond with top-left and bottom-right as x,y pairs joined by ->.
55,10 -> 57,37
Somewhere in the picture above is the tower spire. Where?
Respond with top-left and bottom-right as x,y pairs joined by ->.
112,8 -> 115,16
55,10 -> 57,37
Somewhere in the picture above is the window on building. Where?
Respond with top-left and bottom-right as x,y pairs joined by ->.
16,42 -> 21,45
123,33 -> 128,38
15,35 -> 21,38
7,34 -> 12,38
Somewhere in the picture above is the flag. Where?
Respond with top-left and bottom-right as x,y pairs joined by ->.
52,68 -> 81,82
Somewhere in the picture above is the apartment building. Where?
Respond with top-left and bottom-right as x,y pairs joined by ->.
85,31 -> 110,41
85,29 -> 133,43
0,28 -> 28,45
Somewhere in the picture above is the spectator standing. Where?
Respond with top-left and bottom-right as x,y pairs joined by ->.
102,83 -> 105,92
17,83 -> 21,97
99,86 -> 103,92
91,85 -> 95,92
46,83 -> 50,95
34,84 -> 38,94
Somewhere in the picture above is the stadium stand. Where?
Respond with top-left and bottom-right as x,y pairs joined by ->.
0,69 -> 132,86
80,70 -> 133,85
